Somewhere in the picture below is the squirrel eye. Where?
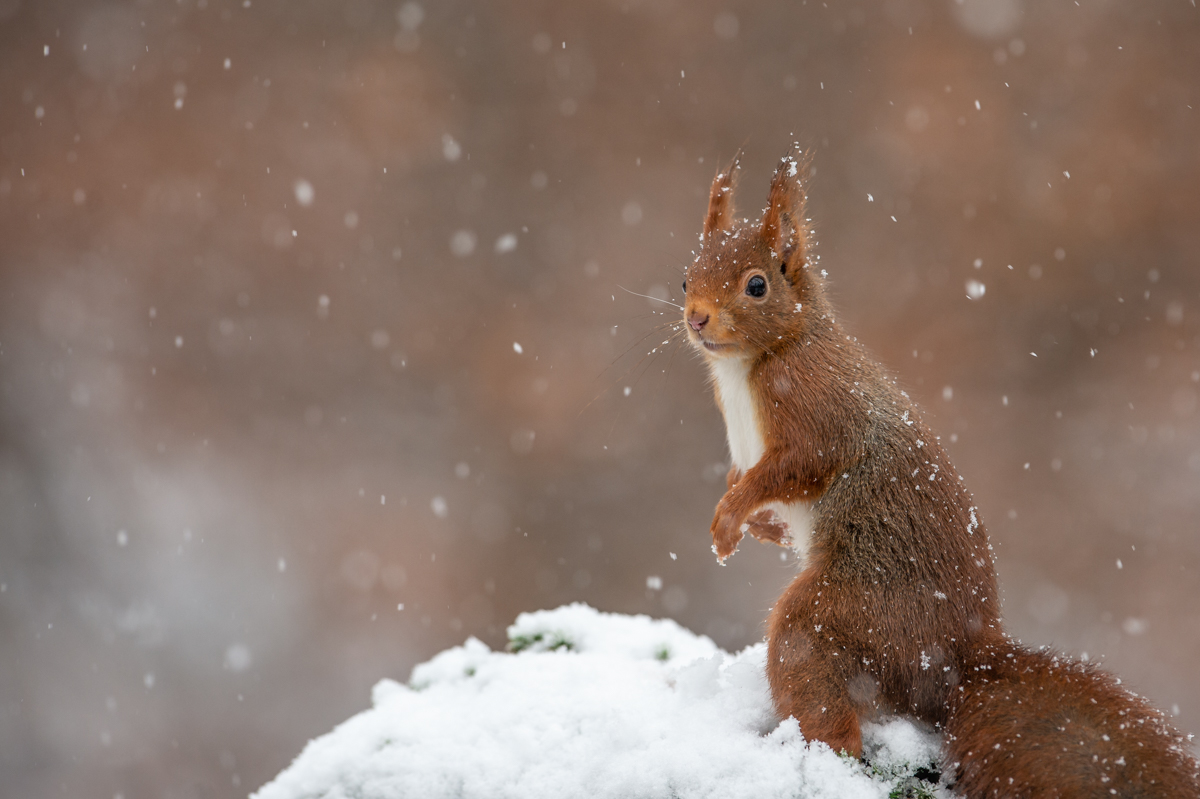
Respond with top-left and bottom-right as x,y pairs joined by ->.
746,275 -> 767,298
681,280 -> 686,294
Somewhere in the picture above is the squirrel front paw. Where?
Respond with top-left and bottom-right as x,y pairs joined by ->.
710,511 -> 745,564
745,508 -> 792,547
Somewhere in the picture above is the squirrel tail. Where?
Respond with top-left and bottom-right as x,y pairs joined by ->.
943,643 -> 1200,798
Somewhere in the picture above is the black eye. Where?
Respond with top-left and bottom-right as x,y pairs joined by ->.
746,275 -> 767,298
681,280 -> 686,294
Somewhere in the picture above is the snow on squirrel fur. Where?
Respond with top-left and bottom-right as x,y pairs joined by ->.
254,604 -> 951,799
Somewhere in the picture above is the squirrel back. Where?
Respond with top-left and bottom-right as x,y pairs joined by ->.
681,151 -> 1200,796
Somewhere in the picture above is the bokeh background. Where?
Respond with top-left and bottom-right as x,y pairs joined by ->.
2,0 -> 1199,795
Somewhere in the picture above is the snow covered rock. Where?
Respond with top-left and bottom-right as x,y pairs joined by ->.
253,604 -> 950,799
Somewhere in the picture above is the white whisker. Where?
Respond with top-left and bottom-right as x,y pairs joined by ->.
617,285 -> 683,310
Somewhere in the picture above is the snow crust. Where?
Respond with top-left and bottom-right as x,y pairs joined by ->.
254,604 -> 949,799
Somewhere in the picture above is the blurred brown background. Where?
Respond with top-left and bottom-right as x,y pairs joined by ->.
1,0 -> 1198,795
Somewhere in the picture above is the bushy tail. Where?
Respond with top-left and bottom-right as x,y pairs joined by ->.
944,644 -> 1199,798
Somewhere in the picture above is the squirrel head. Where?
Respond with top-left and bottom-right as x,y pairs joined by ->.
683,152 -> 820,360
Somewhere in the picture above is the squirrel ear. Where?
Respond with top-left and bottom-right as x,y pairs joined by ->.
761,149 -> 811,284
702,154 -> 740,241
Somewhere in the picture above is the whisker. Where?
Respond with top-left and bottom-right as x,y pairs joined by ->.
578,320 -> 686,416
660,327 -> 687,385
617,285 -> 683,310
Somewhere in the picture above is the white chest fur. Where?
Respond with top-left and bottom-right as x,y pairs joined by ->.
709,356 -> 814,562
710,356 -> 765,472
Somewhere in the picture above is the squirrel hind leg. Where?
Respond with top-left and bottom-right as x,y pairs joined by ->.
775,682 -> 863,759
767,633 -> 864,758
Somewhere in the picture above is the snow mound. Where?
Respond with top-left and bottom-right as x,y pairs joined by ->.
254,604 -> 950,799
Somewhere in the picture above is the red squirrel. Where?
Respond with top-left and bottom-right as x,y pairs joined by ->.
683,151 -> 1200,797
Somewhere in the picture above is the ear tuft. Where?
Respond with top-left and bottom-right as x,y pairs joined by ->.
761,148 -> 812,284
702,153 -> 741,241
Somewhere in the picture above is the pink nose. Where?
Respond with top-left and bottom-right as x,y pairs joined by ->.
688,313 -> 709,332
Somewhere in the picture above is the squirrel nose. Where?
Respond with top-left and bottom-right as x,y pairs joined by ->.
688,312 -> 710,332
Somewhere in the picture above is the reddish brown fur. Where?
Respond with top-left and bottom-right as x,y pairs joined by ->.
682,153 -> 1200,797
948,643 -> 1199,798
728,467 -> 793,546
702,156 -> 739,242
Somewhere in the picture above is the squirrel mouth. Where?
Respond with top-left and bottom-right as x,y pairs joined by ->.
698,338 -> 736,355
688,327 -> 738,355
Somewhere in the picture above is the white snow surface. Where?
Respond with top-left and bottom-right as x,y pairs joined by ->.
254,604 -> 950,799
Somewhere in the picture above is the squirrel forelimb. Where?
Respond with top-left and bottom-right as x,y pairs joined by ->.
712,450 -> 816,560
